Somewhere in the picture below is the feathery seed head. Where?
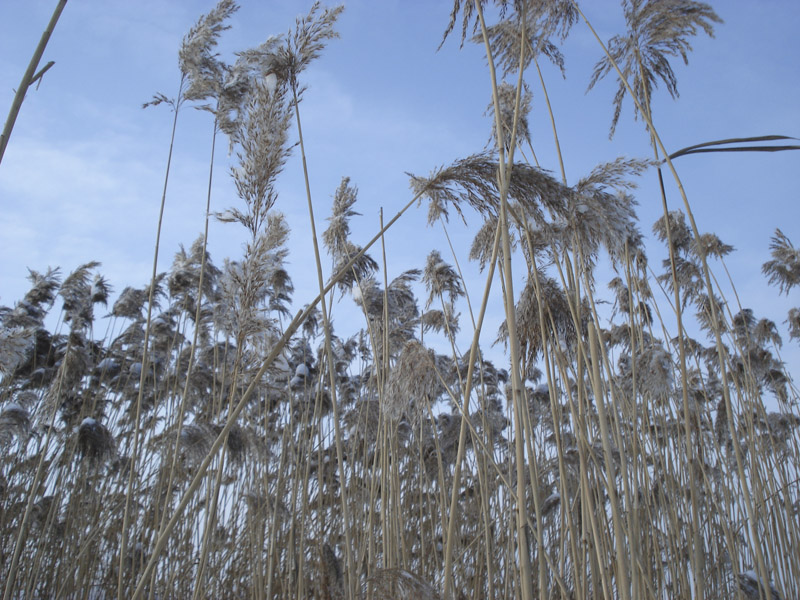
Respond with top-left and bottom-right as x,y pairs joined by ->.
653,209 -> 693,252
0,402 -> 31,446
410,153 -> 569,226
331,240 -> 378,292
485,82 -> 533,151
763,229 -> 800,295
384,340 -> 442,422
787,308 -> 800,342
112,286 -> 148,319
24,267 -> 61,309
179,0 -> 239,102
498,272 -> 580,364
59,262 -> 101,329
180,422 -> 215,466
588,0 -> 721,137
479,5 -> 574,78
78,417 -> 116,462
324,177 -> 360,258
216,36 -> 284,138
693,232 -> 734,259
423,250 -> 464,309
0,327 -> 35,375
282,3 -> 344,86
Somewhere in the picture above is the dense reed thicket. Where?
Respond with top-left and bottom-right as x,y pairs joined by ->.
1,1 -> 798,599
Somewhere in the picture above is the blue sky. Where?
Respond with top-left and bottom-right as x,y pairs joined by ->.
1,1 -> 798,366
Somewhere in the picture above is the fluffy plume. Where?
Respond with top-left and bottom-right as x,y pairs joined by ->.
23,267 -> 61,311
323,178 -> 378,290
217,212 -> 293,340
421,308 -> 460,337
112,287 -> 148,319
762,229 -> 800,295
59,262 -> 101,329
485,82 -> 533,151
408,153 -> 569,225
168,235 -> 221,311
587,0 -> 722,137
787,308 -> 800,342
229,81 -> 293,226
179,422 -> 216,466
497,271 -> 582,365
111,275 -> 166,320
384,341 -> 443,422
422,250 -> 464,309
179,0 -> 239,102
77,417 -> 116,462
441,0 -> 496,48
217,36 -> 283,140
478,1 -> 578,77
323,177 -> 360,258
0,402 -> 31,446
274,2 -> 345,87
469,215 -> 506,270
0,327 -> 35,375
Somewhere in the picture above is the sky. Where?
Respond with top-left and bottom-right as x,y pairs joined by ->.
0,0 -> 799,372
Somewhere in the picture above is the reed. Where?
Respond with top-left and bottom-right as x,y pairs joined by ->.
1,2 -> 797,599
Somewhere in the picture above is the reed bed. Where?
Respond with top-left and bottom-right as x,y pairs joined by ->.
1,1 -> 798,599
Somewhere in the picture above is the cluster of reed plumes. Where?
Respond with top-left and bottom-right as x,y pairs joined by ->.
1,1 -> 798,599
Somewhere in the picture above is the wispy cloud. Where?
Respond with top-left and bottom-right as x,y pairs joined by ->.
0,124 -> 216,307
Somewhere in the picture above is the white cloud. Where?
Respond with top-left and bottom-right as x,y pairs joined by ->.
0,120 -> 219,308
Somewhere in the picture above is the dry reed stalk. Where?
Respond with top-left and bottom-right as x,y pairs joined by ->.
0,0 -> 66,166
575,4 -> 782,596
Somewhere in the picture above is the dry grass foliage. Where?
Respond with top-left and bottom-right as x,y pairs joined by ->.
1,1 -> 798,599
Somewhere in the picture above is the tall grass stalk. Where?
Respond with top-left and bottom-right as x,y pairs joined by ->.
472,2 -> 535,597
0,0 -> 66,166
288,35 -> 356,600
128,188 -> 424,598
577,4 -> 774,594
116,75 -> 183,600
